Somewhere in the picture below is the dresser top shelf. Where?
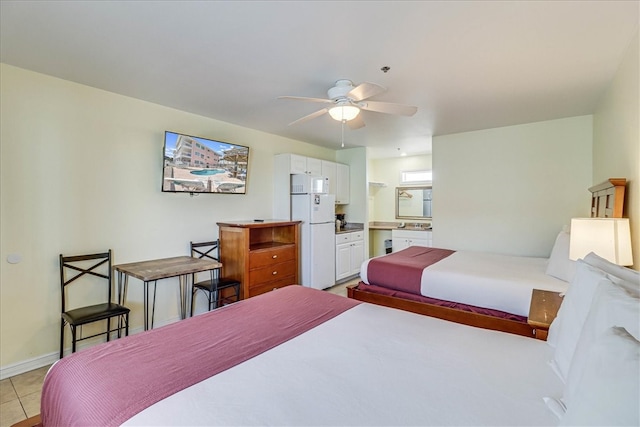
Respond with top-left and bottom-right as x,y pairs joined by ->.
250,241 -> 295,251
217,219 -> 301,229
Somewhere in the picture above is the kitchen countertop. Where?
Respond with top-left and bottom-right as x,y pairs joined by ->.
335,223 -> 364,234
368,221 -> 432,231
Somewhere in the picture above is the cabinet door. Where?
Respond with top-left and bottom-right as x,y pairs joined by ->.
306,157 -> 322,175
392,238 -> 409,252
349,240 -> 365,275
408,238 -> 430,248
335,243 -> 352,280
321,160 -> 337,196
336,163 -> 350,204
289,154 -> 308,174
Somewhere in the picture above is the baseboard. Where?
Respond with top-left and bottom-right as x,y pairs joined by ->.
0,316 -> 180,380
0,352 -> 57,380
335,274 -> 360,285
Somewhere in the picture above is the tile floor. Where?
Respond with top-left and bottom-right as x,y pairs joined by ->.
0,365 -> 49,427
0,278 -> 358,427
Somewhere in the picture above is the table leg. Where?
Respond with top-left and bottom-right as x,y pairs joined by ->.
143,281 -> 149,331
179,274 -> 191,320
151,280 -> 157,330
116,271 -> 129,333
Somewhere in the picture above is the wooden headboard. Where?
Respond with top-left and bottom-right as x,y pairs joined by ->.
589,178 -> 626,218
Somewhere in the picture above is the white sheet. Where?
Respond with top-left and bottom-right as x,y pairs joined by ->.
124,303 -> 562,426
361,250 -> 569,317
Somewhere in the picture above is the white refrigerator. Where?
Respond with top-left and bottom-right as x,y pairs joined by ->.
291,192 -> 336,290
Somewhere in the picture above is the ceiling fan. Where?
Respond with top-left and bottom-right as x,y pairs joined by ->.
278,79 -> 418,130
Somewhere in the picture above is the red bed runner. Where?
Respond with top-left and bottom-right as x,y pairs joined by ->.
41,286 -> 360,427
367,246 -> 455,294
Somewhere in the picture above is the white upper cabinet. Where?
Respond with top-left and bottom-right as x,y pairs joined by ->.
336,163 -> 350,204
289,154 -> 322,175
289,154 -> 308,174
306,157 -> 322,175
321,160 -> 337,196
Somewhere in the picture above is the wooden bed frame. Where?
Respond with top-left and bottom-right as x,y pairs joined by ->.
348,178 -> 628,338
347,284 -> 535,337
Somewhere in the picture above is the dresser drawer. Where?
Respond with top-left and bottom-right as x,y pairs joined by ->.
248,279 -> 297,298
249,245 -> 296,270
249,260 -> 297,286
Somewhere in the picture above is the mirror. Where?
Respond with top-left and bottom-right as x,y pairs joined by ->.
396,186 -> 432,219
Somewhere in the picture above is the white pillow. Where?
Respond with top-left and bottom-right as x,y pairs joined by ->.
545,231 -> 576,282
548,260 -> 609,381
562,280 -> 640,407
559,327 -> 639,426
583,252 -> 640,296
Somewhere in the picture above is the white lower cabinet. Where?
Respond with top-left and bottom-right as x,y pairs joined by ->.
391,230 -> 432,252
335,231 -> 365,281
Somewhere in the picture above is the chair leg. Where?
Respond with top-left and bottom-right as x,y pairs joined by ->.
60,320 -> 65,359
71,325 -> 77,354
106,318 -> 111,342
125,313 -> 129,336
207,291 -> 214,311
213,289 -> 219,310
191,288 -> 197,317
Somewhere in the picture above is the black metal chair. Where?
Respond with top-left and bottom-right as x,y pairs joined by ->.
59,250 -> 129,358
191,240 -> 241,314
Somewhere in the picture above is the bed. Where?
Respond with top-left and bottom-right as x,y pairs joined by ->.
349,178 -> 627,337
39,253 -> 639,426
351,244 -> 569,337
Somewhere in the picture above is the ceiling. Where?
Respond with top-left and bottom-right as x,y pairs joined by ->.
1,1 -> 638,158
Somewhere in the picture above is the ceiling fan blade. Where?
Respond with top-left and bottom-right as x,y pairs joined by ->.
347,114 -> 365,130
287,108 -> 329,126
278,96 -> 333,104
347,82 -> 386,101
361,100 -> 418,117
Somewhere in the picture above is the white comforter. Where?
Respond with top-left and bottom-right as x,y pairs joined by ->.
125,303 -> 562,426
361,250 -> 569,317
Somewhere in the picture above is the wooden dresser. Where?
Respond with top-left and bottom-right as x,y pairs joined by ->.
217,220 -> 301,299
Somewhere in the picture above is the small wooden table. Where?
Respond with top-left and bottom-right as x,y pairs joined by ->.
114,256 -> 222,330
528,289 -> 564,340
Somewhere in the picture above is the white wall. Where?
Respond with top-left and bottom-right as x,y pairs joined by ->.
0,64 -> 336,372
593,30 -> 639,269
432,116 -> 593,257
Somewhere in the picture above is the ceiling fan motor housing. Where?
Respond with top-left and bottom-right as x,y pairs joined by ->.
327,79 -> 355,101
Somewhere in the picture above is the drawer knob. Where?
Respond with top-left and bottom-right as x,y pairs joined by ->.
272,255 -> 278,259
272,271 -> 278,275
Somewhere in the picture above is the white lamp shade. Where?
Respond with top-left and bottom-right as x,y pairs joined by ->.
569,218 -> 633,266
328,105 -> 360,121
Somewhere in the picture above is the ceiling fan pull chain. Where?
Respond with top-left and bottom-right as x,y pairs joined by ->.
341,120 -> 345,148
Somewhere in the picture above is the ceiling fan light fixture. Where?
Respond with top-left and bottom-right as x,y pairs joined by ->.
328,105 -> 360,122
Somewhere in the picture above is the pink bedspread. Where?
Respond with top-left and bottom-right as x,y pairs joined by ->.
367,246 -> 455,294
41,286 -> 360,427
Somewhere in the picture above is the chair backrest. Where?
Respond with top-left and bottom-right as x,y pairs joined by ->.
59,250 -> 112,314
190,240 -> 220,262
191,240 -> 221,280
